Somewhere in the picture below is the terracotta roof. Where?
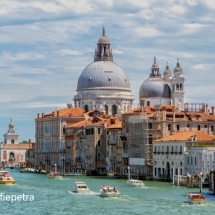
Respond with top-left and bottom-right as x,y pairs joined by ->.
123,107 -> 141,115
155,131 -> 215,142
65,119 -> 88,128
1,144 -> 32,149
108,122 -> 122,129
42,108 -> 84,118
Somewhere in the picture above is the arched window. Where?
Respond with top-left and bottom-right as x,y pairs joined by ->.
154,168 -> 157,176
191,157 -> 193,165
180,83 -> 183,91
9,152 -> 15,161
154,146 -> 156,153
168,124 -> 171,131
211,126 -> 214,132
148,123 -> 152,129
97,152 -> 101,162
105,105 -> 108,114
177,124 -> 180,131
187,124 -> 190,128
84,105 -> 89,112
198,125 -> 200,131
112,105 -> 117,116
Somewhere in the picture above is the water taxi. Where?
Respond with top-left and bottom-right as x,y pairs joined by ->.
47,171 -> 62,179
0,170 -> 15,185
126,179 -> 144,187
73,182 -> 89,193
186,192 -> 206,204
100,186 -> 120,197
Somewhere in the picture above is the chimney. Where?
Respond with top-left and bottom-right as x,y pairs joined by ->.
162,107 -> 166,120
172,106 -> 176,121
37,113 -> 40,118
212,106 -> 215,116
42,113 -> 44,118
206,103 -> 208,115
57,111 -> 59,116
52,111 -> 55,117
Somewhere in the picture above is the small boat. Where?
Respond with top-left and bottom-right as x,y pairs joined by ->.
28,168 -> 36,173
47,172 -> 62,179
41,170 -> 47,174
126,179 -> 144,187
73,182 -> 89,193
186,192 -> 206,204
100,186 -> 120,197
0,170 -> 15,185
20,168 -> 27,173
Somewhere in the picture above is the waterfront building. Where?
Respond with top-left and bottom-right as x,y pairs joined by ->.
34,107 -> 85,169
139,58 -> 185,110
74,28 -> 134,115
0,120 -> 31,164
153,131 -> 215,180
25,140 -> 36,167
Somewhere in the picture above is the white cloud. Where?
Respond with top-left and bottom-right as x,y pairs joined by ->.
59,49 -> 83,56
170,5 -> 185,14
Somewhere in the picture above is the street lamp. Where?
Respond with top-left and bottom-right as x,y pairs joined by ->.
127,166 -> 130,180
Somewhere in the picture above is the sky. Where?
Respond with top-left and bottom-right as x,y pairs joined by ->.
0,0 -> 215,142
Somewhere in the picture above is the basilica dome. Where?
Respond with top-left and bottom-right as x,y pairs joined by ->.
77,61 -> 130,90
139,77 -> 171,98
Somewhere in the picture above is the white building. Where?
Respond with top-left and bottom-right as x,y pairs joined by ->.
74,28 -> 134,116
0,120 -> 30,163
139,58 -> 185,110
153,130 -> 215,180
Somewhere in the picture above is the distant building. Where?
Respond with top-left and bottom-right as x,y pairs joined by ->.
153,131 -> 215,180
0,120 -> 31,164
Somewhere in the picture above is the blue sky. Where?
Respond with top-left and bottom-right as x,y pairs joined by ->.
0,0 -> 215,142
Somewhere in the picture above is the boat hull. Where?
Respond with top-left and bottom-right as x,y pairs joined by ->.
126,180 -> 144,187
100,192 -> 120,197
73,189 -> 89,193
188,200 -> 206,204
0,180 -> 15,185
47,175 -> 62,179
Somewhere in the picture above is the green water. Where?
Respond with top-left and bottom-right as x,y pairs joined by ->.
1,169 -> 215,215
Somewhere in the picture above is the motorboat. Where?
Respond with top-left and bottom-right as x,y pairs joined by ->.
0,170 -> 15,185
73,182 -> 89,193
41,170 -> 47,174
126,179 -> 144,187
100,186 -> 120,197
28,168 -> 36,173
186,192 -> 206,204
47,172 -> 62,179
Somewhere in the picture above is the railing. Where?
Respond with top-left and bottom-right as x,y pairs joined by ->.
109,140 -> 117,145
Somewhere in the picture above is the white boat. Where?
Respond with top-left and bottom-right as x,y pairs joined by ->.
0,170 -> 15,185
47,172 -> 62,179
100,186 -> 120,197
186,192 -> 206,204
126,179 -> 144,187
73,182 -> 89,193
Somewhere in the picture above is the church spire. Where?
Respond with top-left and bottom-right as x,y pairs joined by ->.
150,56 -> 161,77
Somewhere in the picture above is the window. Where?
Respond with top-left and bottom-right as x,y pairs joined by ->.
167,146 -> 169,153
148,134 -> 153,144
107,130 -> 109,135
172,146 -> 174,153
195,157 -> 196,165
97,152 -> 101,162
198,125 -> 200,131
158,146 -> 160,152
187,157 -> 189,165
168,124 -> 171,131
180,169 -> 182,175
105,105 -> 108,114
112,105 -> 117,116
11,139 -> 14,144
155,168 -> 157,176
154,146 -> 156,153
177,124 -> 180,131
91,128 -> 94,135
180,146 -> 182,153
147,101 -> 150,106
148,123 -> 152,129
191,157 -> 193,165
98,140 -> 100,147
162,161 -> 164,165
204,125 -> 207,128
187,124 -> 190,128
180,162 -> 182,166
98,128 -> 101,135
84,105 -> 89,112
162,146 -> 164,152
176,146 -> 177,153
154,161 -> 157,165
211,126 -> 214,132
172,161 -> 174,166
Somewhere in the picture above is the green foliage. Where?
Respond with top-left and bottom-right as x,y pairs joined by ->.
22,140 -> 29,144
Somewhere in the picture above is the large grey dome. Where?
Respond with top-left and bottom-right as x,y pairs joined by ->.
77,61 -> 130,90
139,77 -> 171,98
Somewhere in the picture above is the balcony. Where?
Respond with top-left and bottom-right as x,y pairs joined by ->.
122,152 -> 129,158
58,149 -> 65,153
75,157 -> 82,162
109,139 -> 117,145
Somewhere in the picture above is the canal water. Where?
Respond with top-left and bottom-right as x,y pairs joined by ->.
1,169 -> 215,215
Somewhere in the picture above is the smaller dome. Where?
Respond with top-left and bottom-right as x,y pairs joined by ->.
163,65 -> 172,76
9,119 -> 14,129
174,62 -> 183,74
98,35 -> 110,44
